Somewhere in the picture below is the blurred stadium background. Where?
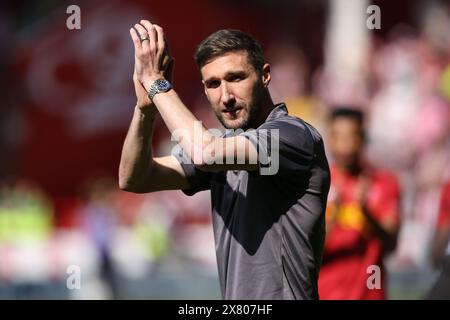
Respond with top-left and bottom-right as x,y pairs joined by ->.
0,0 -> 449,299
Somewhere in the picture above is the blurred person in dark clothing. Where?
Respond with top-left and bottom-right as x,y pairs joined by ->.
426,181 -> 450,299
319,108 -> 401,299
80,177 -> 120,299
118,20 -> 330,299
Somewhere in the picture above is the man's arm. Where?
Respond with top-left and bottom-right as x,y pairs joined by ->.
118,35 -> 189,193
132,20 -> 260,172
150,88 -> 259,171
361,205 -> 399,254
357,177 -> 399,254
118,105 -> 189,193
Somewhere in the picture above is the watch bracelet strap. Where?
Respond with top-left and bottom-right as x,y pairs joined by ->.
148,83 -> 159,100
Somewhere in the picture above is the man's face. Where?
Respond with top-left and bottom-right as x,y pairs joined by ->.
200,51 -> 266,130
328,117 -> 364,169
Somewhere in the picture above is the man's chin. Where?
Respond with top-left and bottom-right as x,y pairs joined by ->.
222,118 -> 247,130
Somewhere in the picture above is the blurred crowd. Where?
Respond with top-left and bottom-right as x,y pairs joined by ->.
1,0 -> 450,299
0,176 -> 217,299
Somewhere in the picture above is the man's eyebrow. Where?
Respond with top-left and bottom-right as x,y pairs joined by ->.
225,70 -> 247,77
203,76 -> 219,84
204,70 -> 247,83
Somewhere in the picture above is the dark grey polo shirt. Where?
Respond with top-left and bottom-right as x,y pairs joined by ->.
174,104 -> 330,300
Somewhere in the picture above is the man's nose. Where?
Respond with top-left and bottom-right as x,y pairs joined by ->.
220,83 -> 235,106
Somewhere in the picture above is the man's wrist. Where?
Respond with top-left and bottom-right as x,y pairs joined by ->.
143,76 -> 165,92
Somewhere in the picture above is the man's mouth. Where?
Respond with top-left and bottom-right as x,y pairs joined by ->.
222,107 -> 243,118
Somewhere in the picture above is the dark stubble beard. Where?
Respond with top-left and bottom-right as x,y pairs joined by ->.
215,79 -> 265,131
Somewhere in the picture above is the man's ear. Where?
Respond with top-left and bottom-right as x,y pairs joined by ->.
262,63 -> 271,88
202,80 -> 210,99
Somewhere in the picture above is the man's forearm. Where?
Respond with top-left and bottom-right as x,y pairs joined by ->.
362,204 -> 398,253
150,87 -> 215,165
119,106 -> 157,190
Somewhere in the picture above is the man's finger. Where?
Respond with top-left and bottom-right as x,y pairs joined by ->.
134,23 -> 149,50
133,24 -> 147,41
139,20 -> 157,53
154,24 -> 165,55
129,28 -> 142,51
139,20 -> 153,32
148,25 -> 158,53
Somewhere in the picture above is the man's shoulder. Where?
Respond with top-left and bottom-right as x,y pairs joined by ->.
261,113 -> 323,145
263,110 -> 306,127
370,169 -> 400,191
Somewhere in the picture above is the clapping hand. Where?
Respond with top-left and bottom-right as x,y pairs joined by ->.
130,20 -> 173,110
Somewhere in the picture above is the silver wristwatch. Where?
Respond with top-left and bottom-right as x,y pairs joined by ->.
148,78 -> 172,100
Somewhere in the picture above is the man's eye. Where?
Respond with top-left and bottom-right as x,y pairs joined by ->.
230,75 -> 243,82
207,81 -> 220,88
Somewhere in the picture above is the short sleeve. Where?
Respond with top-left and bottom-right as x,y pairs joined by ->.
172,144 -> 212,196
240,119 -> 315,176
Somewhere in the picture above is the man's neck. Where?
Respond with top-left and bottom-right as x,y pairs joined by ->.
253,95 -> 275,128
336,162 -> 362,176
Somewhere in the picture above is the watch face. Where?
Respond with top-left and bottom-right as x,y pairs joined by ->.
156,79 -> 171,91
148,79 -> 172,100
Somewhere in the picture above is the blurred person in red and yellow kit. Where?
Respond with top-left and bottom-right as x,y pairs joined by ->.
319,108 -> 401,299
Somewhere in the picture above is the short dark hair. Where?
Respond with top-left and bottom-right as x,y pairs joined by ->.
194,29 -> 265,74
329,107 -> 364,125
329,107 -> 365,137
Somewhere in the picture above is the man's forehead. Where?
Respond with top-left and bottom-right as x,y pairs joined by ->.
200,51 -> 252,78
329,118 -> 363,135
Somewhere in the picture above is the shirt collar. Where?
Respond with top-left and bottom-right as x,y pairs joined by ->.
264,103 -> 288,123
223,103 -> 288,137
